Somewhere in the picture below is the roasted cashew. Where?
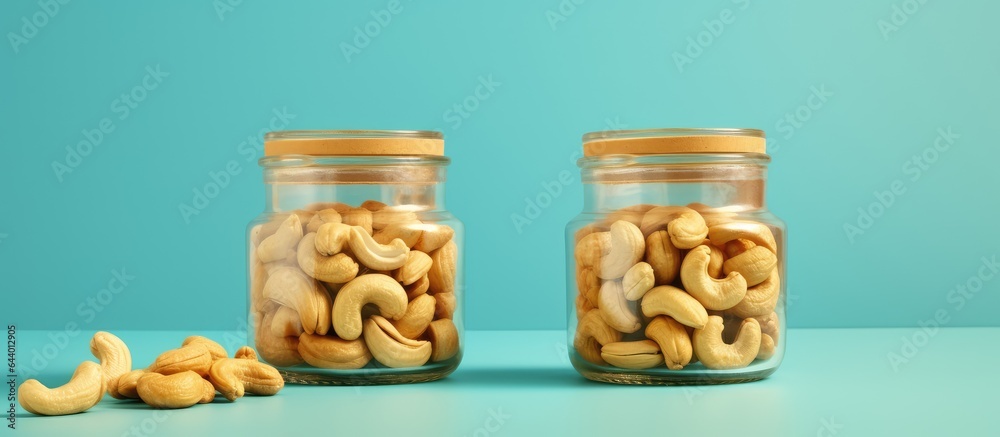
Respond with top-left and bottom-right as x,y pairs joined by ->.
752,311 -> 780,341
372,209 -> 419,231
393,250 -> 433,286
234,346 -> 258,361
645,316 -> 694,370
257,214 -> 303,263
374,223 -> 423,248
208,358 -> 284,401
360,200 -> 387,211
298,333 -> 371,369
599,221 -> 645,279
306,208 -> 343,233
640,285 -> 709,329
600,340 -> 664,369
90,331 -> 131,398
427,319 -> 460,362
390,294 -> 436,339
341,207 -> 373,235
263,266 -> 333,335
297,233 -> 360,283
573,311 -> 622,365
412,223 -> 455,253
314,222 -> 352,256
722,245 -> 777,287
364,315 -> 433,368
427,240 -> 458,294
18,361 -> 104,415
331,274 -> 408,340
181,336 -> 227,360
148,343 -> 214,377
708,221 -> 777,253
680,245 -> 747,310
706,242 -> 725,279
757,334 -> 776,360
598,280 -> 641,333
405,274 -> 430,300
348,225 -> 410,270
639,206 -> 708,249
723,238 -> 756,258
434,292 -> 457,319
136,371 -> 205,409
727,271 -> 780,318
692,316 -> 761,370
622,262 -> 655,301
576,266 -> 601,309
255,311 -> 304,367
115,369 -> 145,399
645,230 -> 681,285
270,306 -> 304,337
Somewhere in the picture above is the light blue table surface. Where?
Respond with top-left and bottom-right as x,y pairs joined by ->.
6,328 -> 996,436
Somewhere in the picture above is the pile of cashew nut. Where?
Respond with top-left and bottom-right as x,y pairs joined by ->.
18,332 -> 283,415
573,204 -> 782,371
250,200 -> 460,370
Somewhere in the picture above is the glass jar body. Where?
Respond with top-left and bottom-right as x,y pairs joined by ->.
566,154 -> 785,385
247,156 -> 463,385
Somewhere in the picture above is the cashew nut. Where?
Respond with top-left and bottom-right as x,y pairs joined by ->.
405,274 -> 430,300
708,221 -> 777,253
758,334 -> 776,360
263,266 -> 333,335
639,206 -> 708,249
208,358 -> 284,401
645,316 -> 693,370
115,369 -> 145,399
427,319 -> 460,362
181,336 -> 227,360
576,266 -> 601,308
372,209 -> 419,231
148,343 -> 214,377
390,294 -> 436,339
331,274 -> 408,340
255,312 -> 304,367
412,223 -> 454,253
348,226 -> 410,270
597,221 -> 645,279
364,315 -> 433,368
341,207 -> 373,235
235,346 -> 258,361
692,316 -> 761,370
427,240 -> 458,294
680,245 -> 747,310
257,214 -> 303,263
298,333 -> 371,369
306,208 -> 343,233
393,250 -> 433,286
753,311 -> 780,341
723,238 -> 756,258
573,310 -> 622,365
360,200 -> 387,211
706,242 -> 725,279
434,292 -> 457,319
297,233 -> 360,283
374,223 -> 423,247
645,230 -> 681,285
727,271 -> 780,318
314,222 -> 352,256
136,371 -> 205,409
598,280 -> 641,333
722,245 -> 777,287
90,331 -> 131,398
18,361 -> 104,415
270,306 -> 304,337
600,340 -> 664,369
576,293 -> 596,319
640,285 -> 709,329
622,262 -> 655,301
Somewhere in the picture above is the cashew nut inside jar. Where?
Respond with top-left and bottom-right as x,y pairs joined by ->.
567,128 -> 786,385
248,130 -> 464,385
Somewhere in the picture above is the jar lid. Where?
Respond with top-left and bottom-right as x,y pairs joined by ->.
264,130 -> 444,156
582,128 -> 765,157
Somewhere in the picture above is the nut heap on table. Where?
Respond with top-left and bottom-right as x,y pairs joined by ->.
250,201 -> 460,370
573,204 -> 781,371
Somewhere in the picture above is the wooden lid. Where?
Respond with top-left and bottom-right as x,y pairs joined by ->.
264,131 -> 444,156
582,128 -> 766,157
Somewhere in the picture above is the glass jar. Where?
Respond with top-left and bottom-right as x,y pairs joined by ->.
247,130 -> 463,385
566,128 -> 786,385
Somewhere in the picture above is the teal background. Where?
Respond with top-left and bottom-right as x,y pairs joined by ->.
2,0 -> 998,331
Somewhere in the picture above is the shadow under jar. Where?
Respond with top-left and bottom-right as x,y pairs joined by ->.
567,128 -> 786,385
248,130 -> 463,385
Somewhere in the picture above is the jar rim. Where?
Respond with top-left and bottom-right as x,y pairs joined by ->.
582,128 -> 766,157
264,130 -> 444,157
577,152 -> 770,169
